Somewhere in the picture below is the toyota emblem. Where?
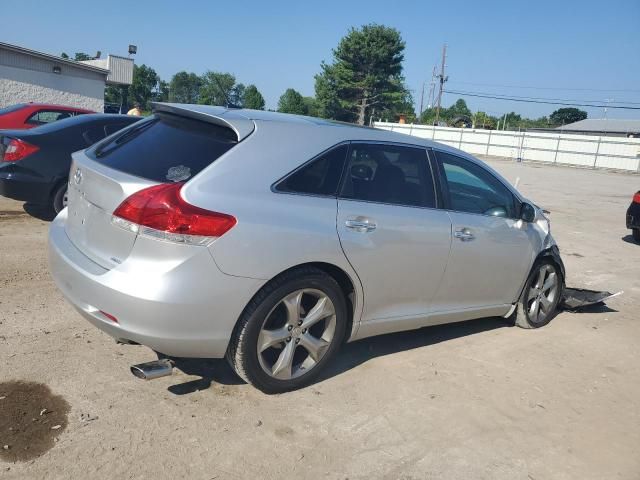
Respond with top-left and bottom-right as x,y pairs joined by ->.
73,168 -> 82,185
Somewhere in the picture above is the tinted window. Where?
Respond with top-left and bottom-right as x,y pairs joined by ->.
436,151 -> 516,218
340,143 -> 435,208
104,123 -> 130,136
83,126 -> 105,146
88,113 -> 237,182
26,110 -> 73,125
277,144 -> 348,196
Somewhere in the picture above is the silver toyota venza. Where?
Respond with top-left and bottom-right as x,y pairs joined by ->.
49,103 -> 565,393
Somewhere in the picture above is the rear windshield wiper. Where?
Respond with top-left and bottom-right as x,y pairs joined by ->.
94,119 -> 156,158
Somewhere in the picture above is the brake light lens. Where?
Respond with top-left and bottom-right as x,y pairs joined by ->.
1,138 -> 39,162
112,183 -> 236,245
633,192 -> 640,204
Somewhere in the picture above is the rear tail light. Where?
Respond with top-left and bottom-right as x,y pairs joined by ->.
112,183 -> 236,245
1,138 -> 39,162
633,192 -> 640,204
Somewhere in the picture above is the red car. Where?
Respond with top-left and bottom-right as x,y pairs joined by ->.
0,103 -> 94,130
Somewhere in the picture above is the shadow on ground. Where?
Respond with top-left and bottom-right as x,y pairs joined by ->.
165,316 -> 510,395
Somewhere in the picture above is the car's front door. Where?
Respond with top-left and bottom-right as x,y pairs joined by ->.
431,150 -> 540,314
337,143 -> 452,329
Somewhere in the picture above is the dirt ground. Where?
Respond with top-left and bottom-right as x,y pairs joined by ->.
1,158 -> 639,479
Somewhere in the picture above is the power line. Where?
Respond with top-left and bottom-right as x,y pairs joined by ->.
445,89 -> 640,105
443,90 -> 640,110
447,80 -> 640,94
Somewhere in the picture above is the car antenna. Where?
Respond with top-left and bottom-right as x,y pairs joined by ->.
212,76 -> 241,109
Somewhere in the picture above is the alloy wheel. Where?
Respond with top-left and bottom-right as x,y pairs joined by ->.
257,289 -> 336,380
526,264 -> 559,324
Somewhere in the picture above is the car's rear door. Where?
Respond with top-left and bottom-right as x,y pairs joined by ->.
336,142 -> 452,328
431,150 -> 539,313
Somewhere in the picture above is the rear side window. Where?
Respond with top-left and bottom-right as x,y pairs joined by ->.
88,113 -> 237,182
26,110 -> 73,125
340,143 -> 436,208
276,144 -> 348,196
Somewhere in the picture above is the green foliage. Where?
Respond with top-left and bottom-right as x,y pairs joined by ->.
156,80 -> 170,102
549,108 -> 587,126
168,71 -> 201,104
199,71 -> 245,107
128,64 -> 159,109
315,24 -> 410,125
242,84 -> 265,110
278,88 -> 307,115
73,52 -> 93,61
302,97 -> 319,117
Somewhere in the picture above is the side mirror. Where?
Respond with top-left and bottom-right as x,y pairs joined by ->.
520,202 -> 536,223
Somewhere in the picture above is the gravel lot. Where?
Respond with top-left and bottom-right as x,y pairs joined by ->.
1,158 -> 639,479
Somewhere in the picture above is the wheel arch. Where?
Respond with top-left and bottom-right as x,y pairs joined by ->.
514,245 -> 566,305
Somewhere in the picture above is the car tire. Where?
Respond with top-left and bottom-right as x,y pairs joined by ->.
226,267 -> 347,394
514,260 -> 563,329
52,183 -> 68,214
633,229 -> 640,243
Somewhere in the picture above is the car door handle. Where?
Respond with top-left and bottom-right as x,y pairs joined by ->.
345,219 -> 377,233
454,228 -> 475,241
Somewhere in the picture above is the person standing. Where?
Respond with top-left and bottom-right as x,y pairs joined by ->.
127,102 -> 143,116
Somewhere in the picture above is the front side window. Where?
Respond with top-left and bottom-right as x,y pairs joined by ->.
340,143 -> 435,208
276,144 -> 349,196
436,151 -> 516,218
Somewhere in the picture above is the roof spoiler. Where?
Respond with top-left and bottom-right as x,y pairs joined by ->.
151,102 -> 255,141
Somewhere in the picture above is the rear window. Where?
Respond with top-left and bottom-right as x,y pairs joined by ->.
87,113 -> 238,182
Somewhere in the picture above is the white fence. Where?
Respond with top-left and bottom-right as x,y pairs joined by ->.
373,122 -> 640,172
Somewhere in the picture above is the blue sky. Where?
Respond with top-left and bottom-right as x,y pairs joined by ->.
4,0 -> 640,119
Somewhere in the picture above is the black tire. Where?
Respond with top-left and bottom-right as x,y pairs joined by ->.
633,229 -> 640,243
52,183 -> 68,214
226,267 -> 347,394
514,259 -> 563,329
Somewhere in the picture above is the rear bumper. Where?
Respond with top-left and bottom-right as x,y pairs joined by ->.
627,202 -> 640,229
48,210 -> 266,358
0,166 -> 53,204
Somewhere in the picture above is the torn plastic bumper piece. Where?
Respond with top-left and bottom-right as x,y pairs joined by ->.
561,288 -> 623,310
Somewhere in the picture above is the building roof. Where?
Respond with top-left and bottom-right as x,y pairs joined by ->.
557,118 -> 640,134
0,41 -> 109,75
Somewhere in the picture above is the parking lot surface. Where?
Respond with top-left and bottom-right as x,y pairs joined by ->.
1,158 -> 639,479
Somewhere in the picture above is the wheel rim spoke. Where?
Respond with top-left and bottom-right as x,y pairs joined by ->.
542,272 -> 556,293
283,291 -> 303,324
535,266 -> 547,289
271,340 -> 296,379
257,326 -> 290,353
298,333 -> 329,363
301,296 -> 334,330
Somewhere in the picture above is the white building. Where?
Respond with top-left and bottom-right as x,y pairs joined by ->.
0,42 -> 133,112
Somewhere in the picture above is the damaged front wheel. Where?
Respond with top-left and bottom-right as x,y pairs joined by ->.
514,261 -> 562,329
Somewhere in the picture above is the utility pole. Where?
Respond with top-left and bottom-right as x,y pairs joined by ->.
604,98 -> 613,119
434,44 -> 448,125
426,65 -> 437,109
419,81 -> 425,117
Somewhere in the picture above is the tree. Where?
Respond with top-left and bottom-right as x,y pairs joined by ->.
199,71 -> 244,107
156,80 -> 170,102
242,85 -> 265,110
314,24 -> 409,125
447,99 -> 472,118
168,71 -> 201,104
302,96 -> 319,117
278,88 -> 307,114
127,64 -> 159,110
549,108 -> 587,126
60,52 -> 93,61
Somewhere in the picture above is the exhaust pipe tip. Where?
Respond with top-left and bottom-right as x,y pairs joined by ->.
130,359 -> 174,380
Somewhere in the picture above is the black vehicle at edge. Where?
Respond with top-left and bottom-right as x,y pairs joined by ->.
0,114 -> 141,213
627,191 -> 640,243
